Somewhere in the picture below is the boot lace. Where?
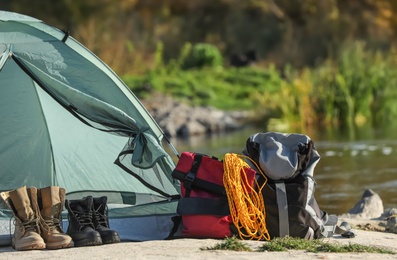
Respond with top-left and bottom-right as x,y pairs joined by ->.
37,205 -> 64,233
22,218 -> 40,231
8,215 -> 40,240
72,211 -> 94,230
41,217 -> 62,232
93,204 -> 108,228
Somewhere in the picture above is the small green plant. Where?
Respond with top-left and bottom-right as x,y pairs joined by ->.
258,237 -> 395,254
201,236 -> 252,252
183,43 -> 223,70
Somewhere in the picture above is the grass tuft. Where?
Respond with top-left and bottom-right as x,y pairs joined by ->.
202,236 -> 395,255
258,237 -> 396,254
201,236 -> 252,252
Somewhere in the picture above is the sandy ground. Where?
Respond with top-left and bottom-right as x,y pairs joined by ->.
0,219 -> 396,260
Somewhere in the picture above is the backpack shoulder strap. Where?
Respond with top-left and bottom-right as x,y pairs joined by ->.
275,181 -> 289,237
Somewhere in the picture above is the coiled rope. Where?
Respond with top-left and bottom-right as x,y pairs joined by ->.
223,153 -> 270,241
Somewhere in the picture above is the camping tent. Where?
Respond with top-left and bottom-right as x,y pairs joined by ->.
0,11 -> 180,245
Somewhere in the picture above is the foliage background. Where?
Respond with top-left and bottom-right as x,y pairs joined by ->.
3,0 -> 396,74
2,0 -> 397,131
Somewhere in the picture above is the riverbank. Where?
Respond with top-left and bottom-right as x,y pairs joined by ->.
0,227 -> 396,259
141,93 -> 253,138
1,189 -> 396,259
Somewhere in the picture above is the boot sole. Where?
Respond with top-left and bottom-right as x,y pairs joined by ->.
46,241 -> 75,250
13,242 -> 46,251
102,236 -> 121,244
73,236 -> 102,247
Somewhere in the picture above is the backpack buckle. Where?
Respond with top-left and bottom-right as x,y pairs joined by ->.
184,171 -> 196,190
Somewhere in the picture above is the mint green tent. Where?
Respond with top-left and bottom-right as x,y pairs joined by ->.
0,11 -> 180,244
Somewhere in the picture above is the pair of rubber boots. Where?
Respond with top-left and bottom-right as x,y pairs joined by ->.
65,196 -> 120,247
0,185 -> 74,250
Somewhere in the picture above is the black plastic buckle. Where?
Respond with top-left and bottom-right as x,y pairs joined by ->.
184,171 -> 196,190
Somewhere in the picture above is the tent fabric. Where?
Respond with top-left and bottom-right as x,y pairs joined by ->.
0,11 -> 180,242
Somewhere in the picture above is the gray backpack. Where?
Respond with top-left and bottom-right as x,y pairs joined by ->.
243,132 -> 338,239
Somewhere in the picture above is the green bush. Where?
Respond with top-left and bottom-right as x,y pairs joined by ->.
122,65 -> 284,110
311,41 -> 397,128
182,43 -> 224,70
122,40 -> 397,132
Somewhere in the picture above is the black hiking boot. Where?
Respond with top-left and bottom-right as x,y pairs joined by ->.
65,197 -> 102,247
90,196 -> 121,244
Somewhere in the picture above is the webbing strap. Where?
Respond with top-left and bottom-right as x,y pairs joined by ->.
275,182 -> 289,237
323,225 -> 336,235
172,170 -> 226,195
190,154 -> 203,174
177,197 -> 230,215
304,227 -> 314,240
322,214 -> 338,238
184,155 -> 203,197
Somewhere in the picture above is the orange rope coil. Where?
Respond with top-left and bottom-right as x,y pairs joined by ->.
223,153 -> 270,241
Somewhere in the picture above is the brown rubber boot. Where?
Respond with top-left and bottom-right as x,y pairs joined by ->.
0,186 -> 46,251
30,186 -> 74,249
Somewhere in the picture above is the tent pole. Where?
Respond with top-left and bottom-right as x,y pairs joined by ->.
163,134 -> 180,159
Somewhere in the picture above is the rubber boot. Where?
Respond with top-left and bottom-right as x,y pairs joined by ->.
65,196 -> 102,247
91,196 -> 121,244
30,186 -> 74,249
0,186 -> 46,251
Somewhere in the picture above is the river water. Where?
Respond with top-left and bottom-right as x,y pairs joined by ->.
164,125 -> 397,216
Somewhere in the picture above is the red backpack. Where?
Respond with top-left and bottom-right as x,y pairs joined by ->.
171,152 -> 256,238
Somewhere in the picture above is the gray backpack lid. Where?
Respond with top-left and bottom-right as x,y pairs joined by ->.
243,132 -> 320,180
